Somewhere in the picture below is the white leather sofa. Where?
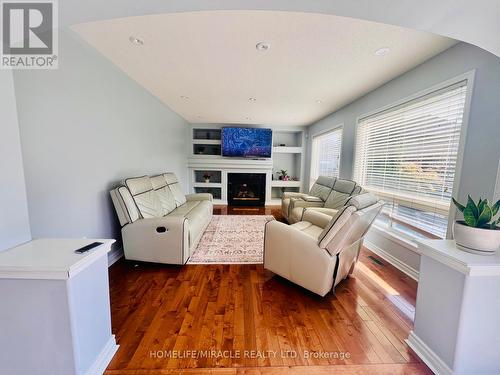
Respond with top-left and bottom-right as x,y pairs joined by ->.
282,176 -> 363,224
110,173 -> 213,264
265,193 -> 383,296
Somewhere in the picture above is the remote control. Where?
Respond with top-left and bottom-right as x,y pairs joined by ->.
75,242 -> 103,254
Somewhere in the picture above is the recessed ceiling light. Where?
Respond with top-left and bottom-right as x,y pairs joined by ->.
256,42 -> 271,51
129,36 -> 144,46
316,99 -> 323,104
245,116 -> 251,120
374,47 -> 390,56
248,97 -> 257,102
180,95 -> 190,100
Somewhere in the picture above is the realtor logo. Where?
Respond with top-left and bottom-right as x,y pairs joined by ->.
1,0 -> 58,69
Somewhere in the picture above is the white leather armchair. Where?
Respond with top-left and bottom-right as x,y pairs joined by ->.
283,177 -> 363,224
265,193 -> 383,296
110,173 -> 213,264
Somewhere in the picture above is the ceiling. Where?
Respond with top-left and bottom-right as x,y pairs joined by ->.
73,11 -> 456,126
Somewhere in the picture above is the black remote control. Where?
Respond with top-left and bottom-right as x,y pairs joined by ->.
75,242 -> 103,254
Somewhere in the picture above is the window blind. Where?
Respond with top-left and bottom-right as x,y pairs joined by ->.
310,128 -> 342,186
353,81 -> 467,238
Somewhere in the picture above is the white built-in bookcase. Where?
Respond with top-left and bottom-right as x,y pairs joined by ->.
187,124 -> 306,205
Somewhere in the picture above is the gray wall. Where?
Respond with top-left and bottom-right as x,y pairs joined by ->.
0,71 -> 31,251
305,42 -> 500,204
13,30 -> 190,241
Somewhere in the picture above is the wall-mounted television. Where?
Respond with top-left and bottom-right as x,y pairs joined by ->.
221,127 -> 273,158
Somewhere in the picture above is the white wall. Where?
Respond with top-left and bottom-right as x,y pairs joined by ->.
0,71 -> 31,251
13,30 -> 190,242
305,42 -> 500,277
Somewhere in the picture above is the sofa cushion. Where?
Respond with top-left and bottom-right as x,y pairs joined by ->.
291,221 -> 324,240
309,176 -> 336,201
151,175 -> 177,215
163,173 -> 187,206
125,176 -> 164,219
168,201 -> 200,217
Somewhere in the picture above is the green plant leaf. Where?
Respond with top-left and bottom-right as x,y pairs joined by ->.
478,198 -> 487,213
466,195 -> 479,219
463,206 -> 478,227
451,197 -> 465,212
477,205 -> 492,227
492,199 -> 500,217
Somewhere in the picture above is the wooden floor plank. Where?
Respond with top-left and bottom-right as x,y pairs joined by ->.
105,206 -> 428,374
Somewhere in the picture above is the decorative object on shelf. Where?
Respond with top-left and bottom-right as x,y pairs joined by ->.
452,195 -> 500,254
279,143 -> 286,147
196,146 -> 206,154
278,169 -> 289,181
203,172 -> 212,183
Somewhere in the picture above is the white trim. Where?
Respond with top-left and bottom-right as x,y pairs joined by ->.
107,246 -> 123,267
494,158 -> 500,202
406,331 -> 453,375
364,239 -> 419,281
85,335 -> 119,375
371,224 -> 421,254
352,70 -> 476,240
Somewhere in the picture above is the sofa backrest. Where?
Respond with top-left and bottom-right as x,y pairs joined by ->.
317,193 -> 383,256
308,176 -> 336,201
151,175 -> 177,215
110,172 -> 185,226
164,173 -> 187,206
324,179 -> 362,209
125,176 -> 164,219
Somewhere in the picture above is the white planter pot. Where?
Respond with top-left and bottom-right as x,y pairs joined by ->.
204,179 -> 210,183
452,221 -> 500,255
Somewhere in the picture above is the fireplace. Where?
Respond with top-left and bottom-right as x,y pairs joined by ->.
227,173 -> 266,206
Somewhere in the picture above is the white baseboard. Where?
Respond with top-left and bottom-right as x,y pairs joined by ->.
85,335 -> 119,375
107,246 -> 123,267
406,331 -> 453,375
364,240 -> 419,281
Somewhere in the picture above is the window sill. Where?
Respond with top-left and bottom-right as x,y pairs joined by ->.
370,224 -> 422,255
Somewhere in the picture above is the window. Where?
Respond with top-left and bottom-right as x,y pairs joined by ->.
353,81 -> 468,239
310,127 -> 342,186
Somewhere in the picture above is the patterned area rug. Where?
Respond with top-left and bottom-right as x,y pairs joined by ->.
188,215 -> 274,264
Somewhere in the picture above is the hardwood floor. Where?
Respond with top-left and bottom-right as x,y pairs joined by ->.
105,206 -> 429,374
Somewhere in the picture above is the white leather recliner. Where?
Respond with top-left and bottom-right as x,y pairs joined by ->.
282,177 -> 363,224
265,193 -> 383,296
110,173 -> 213,264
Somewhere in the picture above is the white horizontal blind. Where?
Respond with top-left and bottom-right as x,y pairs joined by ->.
310,128 -> 342,186
353,81 -> 467,238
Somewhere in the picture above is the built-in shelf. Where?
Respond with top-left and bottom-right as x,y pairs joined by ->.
189,126 -> 306,205
273,146 -> 302,154
271,180 -> 301,188
193,139 -> 222,145
193,182 -> 222,188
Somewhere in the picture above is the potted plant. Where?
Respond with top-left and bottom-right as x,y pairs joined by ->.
203,173 -> 212,183
451,196 -> 500,255
278,169 -> 289,181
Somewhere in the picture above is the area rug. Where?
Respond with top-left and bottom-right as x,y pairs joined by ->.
188,215 -> 274,264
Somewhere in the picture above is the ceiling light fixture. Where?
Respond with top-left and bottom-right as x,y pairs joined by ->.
374,47 -> 390,56
245,116 -> 251,120
129,36 -> 144,46
316,99 -> 323,104
248,97 -> 257,102
255,42 -> 271,51
180,95 -> 190,100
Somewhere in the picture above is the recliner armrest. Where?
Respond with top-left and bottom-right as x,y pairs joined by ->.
282,192 -> 308,199
303,196 -> 323,202
302,209 -> 333,229
186,193 -> 213,202
290,199 -> 324,209
121,216 -> 189,264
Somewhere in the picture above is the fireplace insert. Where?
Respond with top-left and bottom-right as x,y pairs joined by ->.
227,173 -> 266,206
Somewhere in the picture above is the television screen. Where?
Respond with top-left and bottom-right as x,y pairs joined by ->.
221,127 -> 272,158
